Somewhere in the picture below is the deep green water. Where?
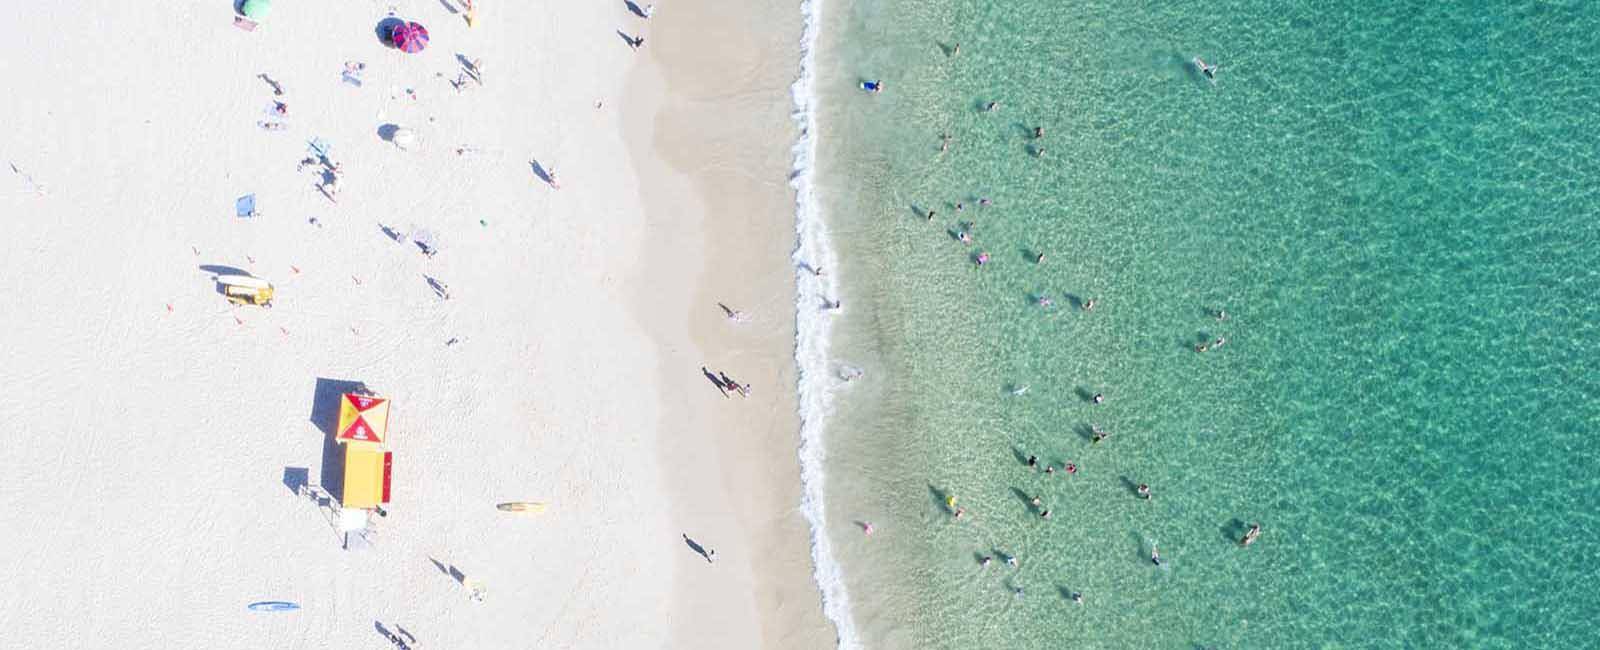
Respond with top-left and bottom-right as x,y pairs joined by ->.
809,1 -> 1600,648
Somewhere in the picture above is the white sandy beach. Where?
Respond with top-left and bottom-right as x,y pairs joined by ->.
0,1 -> 828,648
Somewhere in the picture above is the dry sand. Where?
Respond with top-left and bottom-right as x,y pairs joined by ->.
0,1 -> 827,648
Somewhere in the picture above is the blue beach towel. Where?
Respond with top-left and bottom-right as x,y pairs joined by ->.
236,194 -> 257,218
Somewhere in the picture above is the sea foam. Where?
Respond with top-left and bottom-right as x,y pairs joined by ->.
790,0 -> 860,647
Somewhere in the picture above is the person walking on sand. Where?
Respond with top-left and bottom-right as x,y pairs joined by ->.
629,35 -> 645,51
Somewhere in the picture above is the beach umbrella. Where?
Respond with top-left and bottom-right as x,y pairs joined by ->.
390,127 -> 418,150
391,22 -> 429,53
336,393 -> 390,444
239,0 -> 271,20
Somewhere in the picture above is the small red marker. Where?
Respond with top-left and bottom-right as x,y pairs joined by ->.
291,265 -> 301,274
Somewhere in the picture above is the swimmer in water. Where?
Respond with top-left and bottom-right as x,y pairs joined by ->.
954,507 -> 966,519
1137,483 -> 1151,500
981,555 -> 993,568
1027,455 -> 1038,469
1044,465 -> 1055,475
1213,337 -> 1226,348
985,101 -> 1001,112
927,209 -> 936,221
1030,495 -> 1042,507
1217,308 -> 1228,321
1013,586 -> 1025,599
1071,592 -> 1084,605
1035,252 -> 1046,264
958,230 -> 973,244
1091,425 -> 1109,444
1082,298 -> 1097,311
1006,555 -> 1018,568
1151,545 -> 1162,566
976,251 -> 991,266
1040,509 -> 1051,519
978,198 -> 992,207
1010,385 -> 1030,396
1241,523 -> 1261,547
1038,296 -> 1054,308
1065,463 -> 1077,475
1033,126 -> 1044,139
940,133 -> 951,153
1196,343 -> 1209,353
956,202 -> 965,212
1194,57 -> 1218,81
1092,393 -> 1104,404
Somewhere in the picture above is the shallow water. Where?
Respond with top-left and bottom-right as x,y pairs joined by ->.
807,1 -> 1600,647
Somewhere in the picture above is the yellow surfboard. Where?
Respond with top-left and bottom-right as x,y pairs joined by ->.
496,502 -> 547,514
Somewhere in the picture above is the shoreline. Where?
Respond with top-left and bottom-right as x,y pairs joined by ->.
619,0 -> 837,648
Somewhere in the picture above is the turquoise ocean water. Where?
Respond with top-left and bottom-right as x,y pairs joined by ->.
800,1 -> 1600,648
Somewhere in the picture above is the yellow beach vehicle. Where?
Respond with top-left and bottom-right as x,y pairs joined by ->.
216,274 -> 275,307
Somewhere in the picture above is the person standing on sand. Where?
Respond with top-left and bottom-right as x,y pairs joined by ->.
546,167 -> 561,190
